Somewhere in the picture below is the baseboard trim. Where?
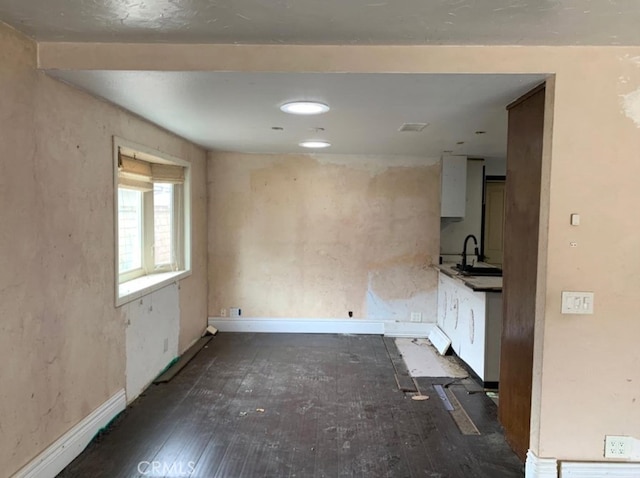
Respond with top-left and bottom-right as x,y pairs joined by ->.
383,321 -> 434,338
525,449 -> 558,478
428,325 -> 451,355
208,317 -> 434,337
561,461 -> 640,477
13,389 -> 126,478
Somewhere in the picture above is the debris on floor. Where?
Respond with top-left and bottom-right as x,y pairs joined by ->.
411,394 -> 430,401
395,338 -> 468,378
205,325 -> 218,336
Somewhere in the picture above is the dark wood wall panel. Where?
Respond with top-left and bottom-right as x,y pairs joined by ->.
499,86 -> 546,461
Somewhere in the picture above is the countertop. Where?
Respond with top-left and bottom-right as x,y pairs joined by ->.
434,263 -> 503,292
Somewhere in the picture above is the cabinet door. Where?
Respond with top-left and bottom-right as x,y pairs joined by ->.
441,155 -> 467,217
437,274 -> 447,328
457,287 -> 487,380
438,274 -> 458,349
451,291 -> 462,356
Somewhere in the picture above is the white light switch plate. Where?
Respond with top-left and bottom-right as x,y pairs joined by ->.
561,291 -> 594,314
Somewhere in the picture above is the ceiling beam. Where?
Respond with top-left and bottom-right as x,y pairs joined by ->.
35,42 -> 585,73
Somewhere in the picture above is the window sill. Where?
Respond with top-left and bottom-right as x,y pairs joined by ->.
117,270 -> 191,307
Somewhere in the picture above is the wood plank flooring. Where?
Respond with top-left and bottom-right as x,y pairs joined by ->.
58,333 -> 524,478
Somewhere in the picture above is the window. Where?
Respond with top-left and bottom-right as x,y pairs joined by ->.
118,188 -> 143,277
114,138 -> 191,305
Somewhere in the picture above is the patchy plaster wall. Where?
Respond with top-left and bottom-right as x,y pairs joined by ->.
0,22 -> 207,476
208,153 -> 440,321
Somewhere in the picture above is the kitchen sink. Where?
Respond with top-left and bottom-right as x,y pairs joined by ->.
456,265 -> 503,277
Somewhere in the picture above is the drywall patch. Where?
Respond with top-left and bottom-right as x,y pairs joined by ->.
621,88 -> 640,128
124,284 -> 180,402
618,54 -> 640,67
366,273 -> 437,321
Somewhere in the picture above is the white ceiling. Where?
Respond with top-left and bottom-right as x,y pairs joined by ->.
50,71 -> 545,156
3,1 -> 607,156
1,0 -> 640,45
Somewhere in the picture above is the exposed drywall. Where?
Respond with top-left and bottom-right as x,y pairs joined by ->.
124,285 -> 180,402
621,87 -> 640,128
208,153 -> 440,322
0,22 -> 207,476
440,159 -> 484,257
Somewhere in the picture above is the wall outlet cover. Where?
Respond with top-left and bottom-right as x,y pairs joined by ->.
605,435 -> 631,459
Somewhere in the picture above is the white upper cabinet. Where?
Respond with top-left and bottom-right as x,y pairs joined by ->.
441,155 -> 467,217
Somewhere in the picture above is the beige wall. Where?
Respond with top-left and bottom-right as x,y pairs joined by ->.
0,23 -> 208,475
208,153 -> 440,320
535,54 -> 640,460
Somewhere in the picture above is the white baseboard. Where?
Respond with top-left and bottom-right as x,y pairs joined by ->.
383,321 -> 434,338
427,325 -> 451,354
525,449 -> 558,478
561,461 -> 640,477
208,317 -> 434,337
525,449 -> 640,478
13,389 -> 126,478
208,317 -> 384,334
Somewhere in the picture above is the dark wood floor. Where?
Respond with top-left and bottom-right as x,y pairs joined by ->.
58,333 -> 524,478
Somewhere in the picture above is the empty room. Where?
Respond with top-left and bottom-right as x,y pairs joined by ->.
2,2 -> 640,478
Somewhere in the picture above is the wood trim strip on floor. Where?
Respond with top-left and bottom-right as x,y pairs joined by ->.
153,336 -> 213,384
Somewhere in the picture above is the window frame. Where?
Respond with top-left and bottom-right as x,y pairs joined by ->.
113,137 -> 192,307
117,187 -> 145,282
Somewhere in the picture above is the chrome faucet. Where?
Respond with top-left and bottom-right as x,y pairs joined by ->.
460,234 -> 479,271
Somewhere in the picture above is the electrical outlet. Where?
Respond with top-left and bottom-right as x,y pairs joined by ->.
220,308 -> 227,317
163,338 -> 169,353
605,435 -> 631,459
230,307 -> 241,318
410,312 -> 422,322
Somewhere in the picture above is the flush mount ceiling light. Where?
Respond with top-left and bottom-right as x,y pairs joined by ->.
280,101 -> 330,115
299,140 -> 331,149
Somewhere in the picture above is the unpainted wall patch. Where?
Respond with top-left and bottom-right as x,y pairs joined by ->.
621,88 -> 640,128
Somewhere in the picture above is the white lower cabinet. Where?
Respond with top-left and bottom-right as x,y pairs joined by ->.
436,271 -> 503,384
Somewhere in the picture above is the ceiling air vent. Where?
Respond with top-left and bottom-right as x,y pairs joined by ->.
398,122 -> 429,132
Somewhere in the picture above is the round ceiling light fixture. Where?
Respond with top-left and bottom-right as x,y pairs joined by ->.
280,101 -> 330,115
299,140 -> 331,149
